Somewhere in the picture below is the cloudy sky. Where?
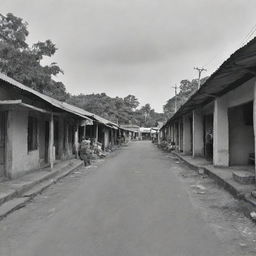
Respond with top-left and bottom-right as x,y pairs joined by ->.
2,0 -> 256,111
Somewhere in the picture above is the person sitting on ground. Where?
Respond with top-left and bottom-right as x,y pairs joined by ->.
94,142 -> 106,158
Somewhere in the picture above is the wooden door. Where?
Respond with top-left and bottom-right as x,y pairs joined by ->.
0,112 -> 6,176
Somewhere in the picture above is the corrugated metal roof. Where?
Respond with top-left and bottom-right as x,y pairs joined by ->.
0,73 -> 94,120
91,113 -> 118,127
0,72 -> 119,127
162,36 -> 256,129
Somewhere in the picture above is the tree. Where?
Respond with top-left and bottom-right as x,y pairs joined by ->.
133,103 -> 164,127
67,93 -> 131,123
123,95 -> 139,110
68,93 -> 165,127
163,76 -> 209,118
141,103 -> 151,116
0,13 -> 67,101
163,96 -> 183,119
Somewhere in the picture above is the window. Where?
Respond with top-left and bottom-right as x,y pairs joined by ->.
28,116 -> 38,151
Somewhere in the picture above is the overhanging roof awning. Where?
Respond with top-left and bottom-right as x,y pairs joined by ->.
0,100 -> 53,114
162,36 -> 256,129
109,124 -> 118,130
91,114 -> 119,128
0,99 -> 94,121
0,73 -> 117,125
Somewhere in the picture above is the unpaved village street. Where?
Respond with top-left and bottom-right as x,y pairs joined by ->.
0,141 -> 256,256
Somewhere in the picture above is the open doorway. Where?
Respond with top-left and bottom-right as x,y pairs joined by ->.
229,101 -> 254,165
204,114 -> 213,161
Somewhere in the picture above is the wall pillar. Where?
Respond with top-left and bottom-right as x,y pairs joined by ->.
115,129 -> 117,143
103,127 -> 106,149
213,97 -> 229,166
169,124 -> 173,142
173,123 -> 176,145
192,109 -> 204,157
64,123 -> 69,156
58,117 -> 64,159
254,83 -> 256,178
111,129 -> 114,146
104,127 -> 109,150
49,113 -> 54,169
74,123 -> 79,159
159,130 -> 162,141
174,122 -> 179,149
178,119 -> 183,151
168,125 -> 171,139
183,115 -> 191,154
157,131 -> 161,144
172,124 -> 175,142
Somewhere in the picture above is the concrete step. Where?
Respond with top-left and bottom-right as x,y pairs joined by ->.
22,179 -> 55,198
244,193 -> 256,207
0,162 -> 83,220
22,161 -> 83,198
0,197 -> 30,220
0,160 -> 83,221
251,190 -> 256,199
232,171 -> 255,185
0,187 -> 17,206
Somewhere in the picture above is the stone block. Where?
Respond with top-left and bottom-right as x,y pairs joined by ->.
232,171 -> 255,185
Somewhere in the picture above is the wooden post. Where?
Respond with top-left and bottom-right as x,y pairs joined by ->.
95,123 -> 99,143
49,113 -> 54,169
111,129 -> 114,147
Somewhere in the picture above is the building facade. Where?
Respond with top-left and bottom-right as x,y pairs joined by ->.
160,37 -> 256,181
0,73 -> 119,179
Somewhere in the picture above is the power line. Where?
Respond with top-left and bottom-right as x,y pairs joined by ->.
202,52 -> 220,68
202,23 -> 256,72
240,23 -> 256,46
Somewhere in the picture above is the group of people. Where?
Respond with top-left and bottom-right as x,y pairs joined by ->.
78,137 -> 107,166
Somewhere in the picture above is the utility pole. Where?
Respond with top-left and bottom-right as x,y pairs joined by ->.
172,84 -> 178,113
194,67 -> 207,89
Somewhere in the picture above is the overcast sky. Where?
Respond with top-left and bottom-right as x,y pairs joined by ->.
2,0 -> 256,112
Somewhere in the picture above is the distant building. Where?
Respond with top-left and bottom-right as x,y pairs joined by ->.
139,127 -> 151,140
120,124 -> 140,140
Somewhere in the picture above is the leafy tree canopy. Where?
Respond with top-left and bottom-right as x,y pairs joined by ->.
163,77 -> 209,119
123,95 -> 139,110
0,13 -> 68,101
68,94 -> 164,127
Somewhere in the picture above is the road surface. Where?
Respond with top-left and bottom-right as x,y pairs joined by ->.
0,141 -> 256,256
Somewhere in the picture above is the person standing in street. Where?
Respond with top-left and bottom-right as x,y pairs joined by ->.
79,137 -> 91,166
